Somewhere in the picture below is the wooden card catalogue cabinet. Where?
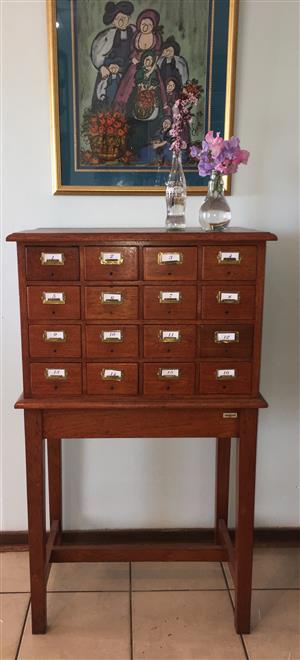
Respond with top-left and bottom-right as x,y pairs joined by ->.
6,227 -> 277,634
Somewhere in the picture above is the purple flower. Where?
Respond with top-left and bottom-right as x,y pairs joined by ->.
190,132 -> 249,177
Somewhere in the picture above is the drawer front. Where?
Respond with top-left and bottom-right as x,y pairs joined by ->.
144,325 -> 196,358
143,247 -> 197,280
199,362 -> 252,395
86,325 -> 138,358
29,324 -> 81,357
87,363 -> 138,395
202,245 -> 257,280
144,286 -> 197,320
143,362 -> 195,395
30,363 -> 82,396
27,286 -> 81,320
26,247 -> 79,281
199,324 -> 254,358
85,287 -> 138,320
202,285 -> 255,320
84,246 -> 138,281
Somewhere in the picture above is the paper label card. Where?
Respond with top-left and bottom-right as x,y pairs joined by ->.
42,292 -> 65,303
160,291 -> 181,302
215,332 -> 237,343
158,252 -> 182,264
101,292 -> 122,303
44,330 -> 65,342
159,368 -> 180,378
219,292 -> 239,303
216,369 -> 236,379
101,330 -> 122,342
218,251 -> 240,263
101,369 -> 122,380
100,252 -> 123,264
45,368 -> 67,379
160,330 -> 180,342
41,252 -> 64,265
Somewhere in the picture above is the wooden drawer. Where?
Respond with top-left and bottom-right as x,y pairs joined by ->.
85,287 -> 138,320
199,324 -> 253,358
202,285 -> 255,320
30,363 -> 82,397
86,363 -> 138,395
29,324 -> 81,358
86,325 -> 138,358
143,362 -> 195,395
143,247 -> 197,280
202,245 -> 257,280
84,246 -> 138,281
144,286 -> 197,320
27,286 -> 81,320
199,362 -> 252,395
26,247 -> 79,281
143,325 -> 196,358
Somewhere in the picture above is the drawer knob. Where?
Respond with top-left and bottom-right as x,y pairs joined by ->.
157,252 -> 183,265
159,291 -> 182,303
157,368 -> 180,379
101,330 -> 123,342
100,292 -> 123,304
214,331 -> 239,343
217,251 -> 241,264
101,368 -> 123,381
44,368 -> 68,380
159,330 -> 181,343
41,292 -> 66,304
40,252 -> 65,266
217,291 -> 240,304
43,330 -> 66,342
100,252 -> 123,265
215,369 -> 236,380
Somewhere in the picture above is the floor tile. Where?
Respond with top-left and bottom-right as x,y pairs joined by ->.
0,593 -> 30,660
132,590 -> 245,659
241,590 -> 300,659
48,561 -> 129,592
0,552 -> 30,593
19,592 -> 130,659
132,561 -> 227,591
224,547 -> 300,589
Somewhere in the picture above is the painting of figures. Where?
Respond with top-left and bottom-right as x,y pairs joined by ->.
48,0 -> 238,193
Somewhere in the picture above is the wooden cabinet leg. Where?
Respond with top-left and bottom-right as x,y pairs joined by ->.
24,410 -> 47,634
47,438 -> 62,531
234,409 -> 258,634
215,437 -> 231,543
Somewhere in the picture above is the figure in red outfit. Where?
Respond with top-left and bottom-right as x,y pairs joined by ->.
113,8 -> 165,112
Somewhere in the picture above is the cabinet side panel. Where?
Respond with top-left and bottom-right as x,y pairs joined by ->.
252,242 -> 266,395
17,243 -> 31,396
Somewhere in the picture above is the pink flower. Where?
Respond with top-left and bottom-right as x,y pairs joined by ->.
205,131 -> 224,158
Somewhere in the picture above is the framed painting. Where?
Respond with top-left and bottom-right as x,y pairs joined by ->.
48,0 -> 239,194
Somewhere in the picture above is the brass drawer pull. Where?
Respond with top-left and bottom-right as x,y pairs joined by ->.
157,251 -> 183,265
217,251 -> 241,264
214,331 -> 239,343
101,368 -> 123,381
41,292 -> 66,304
100,292 -> 123,304
215,368 -> 236,380
43,330 -> 66,342
44,368 -> 68,380
157,368 -> 180,379
159,291 -> 182,303
40,252 -> 65,266
159,330 -> 181,343
101,330 -> 123,343
217,291 -> 240,304
100,252 -> 123,265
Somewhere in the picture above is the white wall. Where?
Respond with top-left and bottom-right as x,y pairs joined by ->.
1,0 -> 299,530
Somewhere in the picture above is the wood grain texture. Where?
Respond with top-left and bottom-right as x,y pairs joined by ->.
199,323 -> 253,358
86,324 -> 138,358
143,324 -> 197,358
29,324 -> 82,358
26,246 -> 79,281
84,246 -> 138,280
27,285 -> 81,320
86,362 -> 138,395
202,245 -> 257,280
143,247 -> 197,280
85,286 -> 138,319
144,285 -> 197,320
202,285 -> 255,320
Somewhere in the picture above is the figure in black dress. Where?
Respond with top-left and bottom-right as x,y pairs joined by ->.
157,35 -> 189,90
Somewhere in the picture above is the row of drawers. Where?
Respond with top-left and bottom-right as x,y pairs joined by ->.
27,285 -> 256,320
25,246 -> 257,281
29,324 -> 254,359
30,362 -> 253,397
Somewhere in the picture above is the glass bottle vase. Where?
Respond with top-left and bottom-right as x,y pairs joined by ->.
165,151 -> 187,230
199,170 -> 231,231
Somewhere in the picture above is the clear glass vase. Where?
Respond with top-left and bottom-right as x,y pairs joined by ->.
199,170 -> 231,231
165,151 -> 187,230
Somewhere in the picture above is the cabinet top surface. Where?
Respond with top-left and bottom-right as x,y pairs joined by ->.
7,227 -> 277,243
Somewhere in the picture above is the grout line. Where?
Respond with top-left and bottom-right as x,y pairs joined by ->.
240,635 -> 251,660
14,597 -> 31,660
221,564 -> 250,660
129,562 -> 133,660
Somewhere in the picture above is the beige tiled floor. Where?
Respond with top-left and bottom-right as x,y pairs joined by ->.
1,548 -> 299,660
